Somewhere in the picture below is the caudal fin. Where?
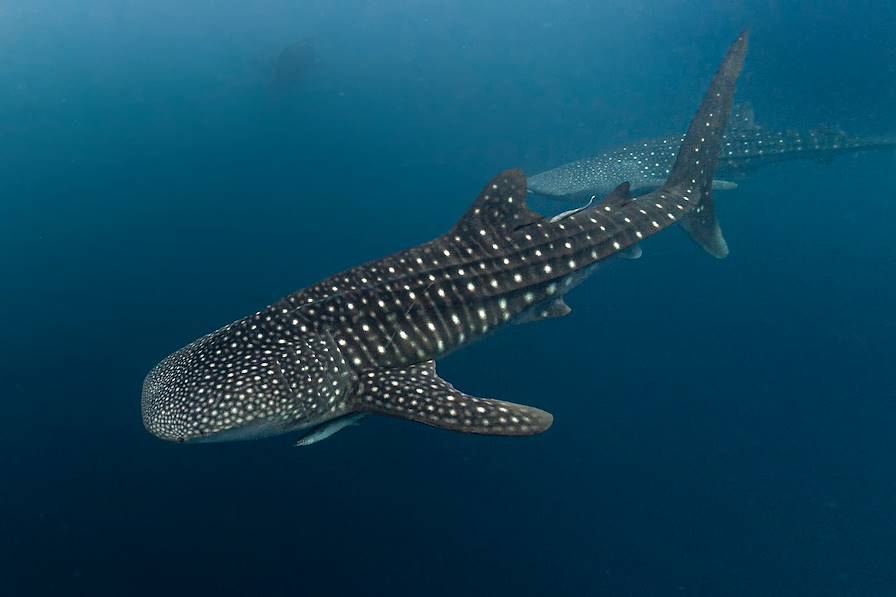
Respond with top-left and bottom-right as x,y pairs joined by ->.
664,31 -> 749,258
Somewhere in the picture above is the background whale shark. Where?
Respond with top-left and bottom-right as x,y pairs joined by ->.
527,106 -> 895,198
268,38 -> 315,95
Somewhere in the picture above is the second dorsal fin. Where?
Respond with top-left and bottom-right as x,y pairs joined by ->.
730,102 -> 760,130
453,170 -> 543,236
601,181 -> 633,208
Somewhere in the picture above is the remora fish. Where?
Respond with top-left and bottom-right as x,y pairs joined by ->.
141,33 -> 748,446
528,105 -> 895,198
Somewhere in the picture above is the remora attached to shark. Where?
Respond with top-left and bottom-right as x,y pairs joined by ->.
527,105 -> 896,198
142,32 -> 748,446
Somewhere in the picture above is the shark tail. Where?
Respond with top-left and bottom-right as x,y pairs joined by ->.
662,31 -> 749,259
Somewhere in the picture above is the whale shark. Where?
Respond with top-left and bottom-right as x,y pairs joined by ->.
142,32 -> 748,446
527,106 -> 895,198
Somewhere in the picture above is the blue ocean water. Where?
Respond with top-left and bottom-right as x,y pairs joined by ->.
3,1 -> 895,595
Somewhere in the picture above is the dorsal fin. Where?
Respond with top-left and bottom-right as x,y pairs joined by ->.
454,170 -> 543,236
730,102 -> 760,130
601,181 -> 633,207
513,298 -> 572,325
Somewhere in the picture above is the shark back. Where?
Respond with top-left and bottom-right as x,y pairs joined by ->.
720,126 -> 896,173
526,137 -> 684,198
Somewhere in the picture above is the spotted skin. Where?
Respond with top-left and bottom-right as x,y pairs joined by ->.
528,115 -> 896,199
142,33 -> 748,445
142,326 -> 358,442
358,362 -> 553,435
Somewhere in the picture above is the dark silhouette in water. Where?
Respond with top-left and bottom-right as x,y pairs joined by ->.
270,39 -> 315,94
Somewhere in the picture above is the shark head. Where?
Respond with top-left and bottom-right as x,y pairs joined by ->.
141,317 -> 357,443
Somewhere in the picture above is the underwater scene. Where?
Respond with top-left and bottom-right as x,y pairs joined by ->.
3,1 -> 895,595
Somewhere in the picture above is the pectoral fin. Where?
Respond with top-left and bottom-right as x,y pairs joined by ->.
513,298 -> 571,324
352,362 -> 553,436
537,299 -> 571,319
620,244 -> 642,259
712,179 -> 738,190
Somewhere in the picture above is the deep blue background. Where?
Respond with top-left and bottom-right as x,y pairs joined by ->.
2,1 -> 895,595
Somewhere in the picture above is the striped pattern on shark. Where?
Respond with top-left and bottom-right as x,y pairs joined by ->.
527,107 -> 895,198
141,32 -> 748,446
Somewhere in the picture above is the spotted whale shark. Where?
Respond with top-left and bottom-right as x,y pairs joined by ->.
527,106 -> 895,198
141,32 -> 748,446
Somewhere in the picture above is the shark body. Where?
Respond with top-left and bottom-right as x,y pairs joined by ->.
527,108 -> 895,198
142,33 -> 748,445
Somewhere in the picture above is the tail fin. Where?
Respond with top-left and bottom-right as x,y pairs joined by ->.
664,31 -> 749,258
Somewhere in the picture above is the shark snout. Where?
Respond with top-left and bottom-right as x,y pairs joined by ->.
141,357 -> 194,443
141,330 -> 309,444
